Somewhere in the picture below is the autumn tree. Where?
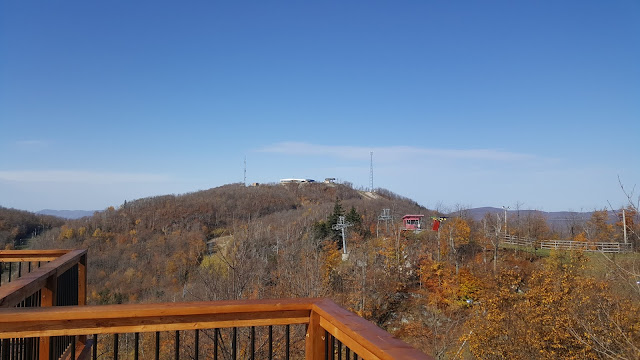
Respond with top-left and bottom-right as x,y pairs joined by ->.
481,212 -> 503,272
439,217 -> 470,274
585,209 -> 615,241
464,251 -> 640,359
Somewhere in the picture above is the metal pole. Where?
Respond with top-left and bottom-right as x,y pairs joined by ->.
341,227 -> 347,254
503,206 -> 509,237
623,209 -> 627,244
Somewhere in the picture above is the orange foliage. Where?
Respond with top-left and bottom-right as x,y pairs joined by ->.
465,252 -> 640,359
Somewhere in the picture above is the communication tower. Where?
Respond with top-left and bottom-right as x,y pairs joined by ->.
369,151 -> 374,192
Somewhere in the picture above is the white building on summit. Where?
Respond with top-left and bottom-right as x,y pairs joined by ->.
279,178 -> 315,184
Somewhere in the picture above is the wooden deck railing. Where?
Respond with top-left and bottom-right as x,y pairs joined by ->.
0,298 -> 430,360
0,250 -> 87,360
0,249 -> 87,308
0,250 -> 431,360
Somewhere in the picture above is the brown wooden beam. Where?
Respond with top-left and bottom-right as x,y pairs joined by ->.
0,250 -> 71,262
0,298 -> 318,321
1,306 -> 311,338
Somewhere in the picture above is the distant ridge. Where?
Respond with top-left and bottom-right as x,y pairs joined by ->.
37,209 -> 97,219
453,207 -> 612,223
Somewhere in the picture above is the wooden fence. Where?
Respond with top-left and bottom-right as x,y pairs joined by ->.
500,235 -> 632,253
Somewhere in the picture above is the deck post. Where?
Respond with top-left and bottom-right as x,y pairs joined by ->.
78,254 -> 88,345
39,274 -> 57,360
305,310 -> 326,360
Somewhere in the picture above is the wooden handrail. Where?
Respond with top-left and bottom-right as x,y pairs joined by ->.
0,299 -> 314,337
0,249 -> 74,262
0,298 -> 433,360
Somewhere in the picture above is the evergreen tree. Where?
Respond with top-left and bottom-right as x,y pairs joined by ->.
327,198 -> 345,228
345,206 -> 363,235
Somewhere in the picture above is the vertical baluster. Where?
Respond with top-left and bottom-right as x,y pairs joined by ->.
268,326 -> 273,360
155,332 -> 160,360
345,347 -> 350,360
213,329 -> 218,360
71,335 -> 76,360
231,328 -> 237,360
337,340 -> 342,360
175,331 -> 180,360
1,339 -> 8,360
250,326 -> 255,360
75,264 -> 79,305
324,330 -> 329,360
134,333 -> 139,360
20,338 -> 25,360
93,335 -> 98,360
194,329 -> 199,360
31,337 -> 36,360
114,333 -> 119,360
8,263 -> 12,282
330,334 -> 335,360
18,262 -> 22,278
285,324 -> 290,360
28,262 -> 31,273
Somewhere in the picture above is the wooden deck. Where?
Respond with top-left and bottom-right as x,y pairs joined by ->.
0,250 -> 432,360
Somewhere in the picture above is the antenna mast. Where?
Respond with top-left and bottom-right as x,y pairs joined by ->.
369,151 -> 374,192
244,156 -> 247,186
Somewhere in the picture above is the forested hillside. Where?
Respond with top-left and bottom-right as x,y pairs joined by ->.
0,207 -> 64,249
25,183 -> 640,358
28,182 -> 428,303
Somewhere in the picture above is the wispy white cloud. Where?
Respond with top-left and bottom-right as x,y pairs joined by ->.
258,142 -> 535,162
0,170 -> 172,184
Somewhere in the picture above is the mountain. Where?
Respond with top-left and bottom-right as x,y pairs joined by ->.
456,207 -> 613,223
28,182 -> 431,304
37,209 -> 97,219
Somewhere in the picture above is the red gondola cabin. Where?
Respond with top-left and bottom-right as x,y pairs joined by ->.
402,214 -> 424,231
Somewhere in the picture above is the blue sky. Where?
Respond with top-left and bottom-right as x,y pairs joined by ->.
1,1 -> 638,212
